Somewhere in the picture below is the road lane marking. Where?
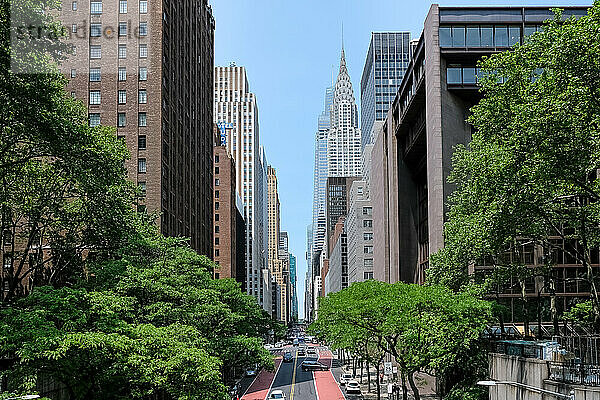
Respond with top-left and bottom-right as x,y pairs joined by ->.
290,348 -> 298,399
264,359 -> 283,400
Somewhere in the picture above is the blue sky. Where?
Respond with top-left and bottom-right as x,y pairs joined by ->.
210,0 -> 591,319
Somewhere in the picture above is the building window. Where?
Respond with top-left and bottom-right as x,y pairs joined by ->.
117,112 -> 126,127
119,22 -> 127,36
70,91 -> 76,98
138,181 -> 146,195
118,67 -> 126,81
139,67 -> 147,81
138,112 -> 147,127
139,22 -> 148,36
364,232 -> 373,241
364,246 -> 373,254
89,90 -> 101,105
90,1 -> 102,14
215,178 -> 220,186
215,202 -> 220,210
138,135 -> 146,149
90,45 -> 101,59
139,0 -> 148,13
90,68 -> 101,82
119,0 -> 127,13
215,226 -> 220,234
72,1 -> 77,10
364,259 -> 374,267
118,44 -> 127,59
215,214 -> 219,221
215,154 -> 220,163
138,158 -> 146,173
440,24 -> 520,49
118,90 -> 127,104
71,24 -> 77,33
362,206 -> 372,215
70,69 -> 76,78
215,190 -> 219,198
215,237 -> 220,245
89,113 -> 100,127
364,271 -> 374,280
363,220 -> 373,228
90,23 -> 102,37
138,90 -> 147,104
139,44 -> 148,58
215,250 -> 220,258
215,166 -> 219,174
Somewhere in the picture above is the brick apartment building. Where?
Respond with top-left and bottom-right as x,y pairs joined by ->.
59,0 -> 215,256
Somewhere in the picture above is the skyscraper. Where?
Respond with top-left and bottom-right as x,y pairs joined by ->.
214,66 -> 268,310
328,47 -> 362,178
60,0 -> 215,256
267,166 -> 288,322
360,32 -> 411,151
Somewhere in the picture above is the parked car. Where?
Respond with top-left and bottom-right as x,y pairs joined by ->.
245,368 -> 257,377
346,380 -> 361,394
307,347 -> 317,355
298,348 -> 306,356
283,351 -> 293,363
301,360 -> 329,371
339,373 -> 353,386
268,390 -> 286,399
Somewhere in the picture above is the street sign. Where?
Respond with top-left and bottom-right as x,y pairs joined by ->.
384,361 -> 393,375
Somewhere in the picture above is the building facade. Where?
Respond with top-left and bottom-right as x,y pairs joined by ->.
360,32 -> 411,152
214,65 -> 268,309
346,180 -> 374,285
325,218 -> 347,295
59,0 -> 215,256
373,5 -> 591,320
289,253 -> 298,321
213,142 -> 238,280
326,177 -> 358,246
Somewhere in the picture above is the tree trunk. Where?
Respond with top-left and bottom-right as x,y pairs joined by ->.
375,362 -> 381,400
407,371 -> 420,400
401,372 -> 408,400
367,359 -> 371,392
521,281 -> 530,337
360,358 -> 364,383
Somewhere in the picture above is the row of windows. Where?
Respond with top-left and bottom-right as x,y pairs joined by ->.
440,25 -> 521,48
82,22 -> 148,37
72,0 -> 148,14
73,67 -> 148,82
89,112 -> 147,127
89,89 -> 147,105
89,44 -> 148,59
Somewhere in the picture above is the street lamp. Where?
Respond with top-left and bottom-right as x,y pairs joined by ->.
6,396 -> 41,400
477,380 -> 575,400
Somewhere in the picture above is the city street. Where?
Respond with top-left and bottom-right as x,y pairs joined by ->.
240,345 -> 354,400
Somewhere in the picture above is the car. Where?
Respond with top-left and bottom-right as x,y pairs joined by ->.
346,380 -> 361,394
245,368 -> 257,377
268,390 -> 286,399
264,343 -> 273,350
297,348 -> 306,356
283,351 -> 293,363
301,360 -> 329,371
307,347 -> 317,355
339,373 -> 353,386
293,338 -> 299,346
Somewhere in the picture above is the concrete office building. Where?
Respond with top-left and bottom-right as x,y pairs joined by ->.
305,224 -> 314,322
372,4 -> 590,300
59,0 -> 215,255
214,65 -> 269,310
346,181 -> 374,285
360,32 -> 411,152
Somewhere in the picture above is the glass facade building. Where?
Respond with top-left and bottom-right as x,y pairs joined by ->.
360,32 -> 411,151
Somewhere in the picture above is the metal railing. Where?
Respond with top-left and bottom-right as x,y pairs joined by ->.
548,362 -> 600,386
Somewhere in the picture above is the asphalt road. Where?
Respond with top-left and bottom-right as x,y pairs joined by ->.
240,345 -> 353,400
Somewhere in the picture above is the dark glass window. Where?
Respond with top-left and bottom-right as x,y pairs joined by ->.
447,67 -> 462,84
481,25 -> 494,47
466,26 -> 480,47
524,25 -> 537,39
439,27 -> 452,47
495,25 -> 508,47
509,26 -> 520,46
463,67 -> 477,84
138,135 -> 146,149
452,26 -> 465,47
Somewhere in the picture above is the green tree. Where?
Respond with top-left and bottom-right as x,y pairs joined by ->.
311,281 -> 492,400
428,4 -> 600,330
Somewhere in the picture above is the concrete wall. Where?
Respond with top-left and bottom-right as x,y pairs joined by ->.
490,353 -> 600,400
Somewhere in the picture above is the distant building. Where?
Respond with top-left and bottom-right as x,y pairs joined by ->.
346,181 -> 374,285
326,177 -> 359,246
325,218 -> 347,295
289,253 -> 298,321
214,66 -> 269,310
360,32 -> 411,152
